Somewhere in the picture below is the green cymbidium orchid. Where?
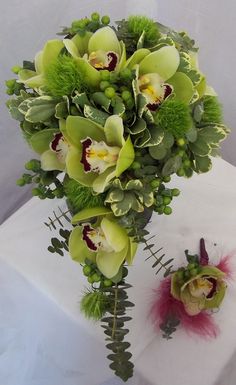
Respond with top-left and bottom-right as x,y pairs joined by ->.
69,207 -> 137,279
18,40 -> 64,89
63,26 -> 126,87
171,265 -> 227,316
29,124 -> 68,171
62,114 -> 135,193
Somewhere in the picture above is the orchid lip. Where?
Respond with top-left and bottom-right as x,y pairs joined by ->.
50,133 -> 69,163
82,223 -> 113,252
80,137 -> 120,174
89,50 -> 118,71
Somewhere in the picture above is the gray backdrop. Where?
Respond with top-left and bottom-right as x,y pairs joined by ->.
0,0 -> 235,224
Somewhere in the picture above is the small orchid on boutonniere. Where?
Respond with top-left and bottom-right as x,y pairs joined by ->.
150,238 -> 232,339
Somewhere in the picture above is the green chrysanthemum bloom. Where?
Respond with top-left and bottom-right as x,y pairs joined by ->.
128,15 -> 160,46
155,99 -> 192,138
45,55 -> 84,97
201,95 -> 223,124
171,265 -> 226,316
80,291 -> 110,320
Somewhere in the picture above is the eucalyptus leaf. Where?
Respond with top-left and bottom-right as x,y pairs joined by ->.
149,143 -> 167,160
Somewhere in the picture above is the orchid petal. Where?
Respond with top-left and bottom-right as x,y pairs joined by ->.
126,239 -> 138,265
65,116 -> 105,147
168,72 -> 195,104
76,57 -> 101,87
71,207 -> 112,224
92,167 -> 116,193
34,51 -> 43,73
63,38 -> 80,58
40,149 -> 65,171
96,244 -> 128,278
18,70 -> 44,88
29,128 -> 58,154
125,48 -> 150,69
69,226 -> 95,263
88,27 -> 121,56
100,217 -> 128,252
41,39 -> 64,72
116,136 -> 135,177
117,41 -> 126,71
66,146 -> 97,186
72,31 -> 92,56
104,115 -> 124,147
139,46 -> 180,81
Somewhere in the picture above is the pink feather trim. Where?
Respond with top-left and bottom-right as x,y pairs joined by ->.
150,277 -> 219,338
216,255 -> 233,280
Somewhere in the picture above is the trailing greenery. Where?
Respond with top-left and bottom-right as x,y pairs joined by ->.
63,177 -> 105,213
45,55 -> 84,97
155,99 -> 192,138
48,228 -> 71,256
201,96 -> 223,124
44,206 -> 71,230
101,283 -> 134,382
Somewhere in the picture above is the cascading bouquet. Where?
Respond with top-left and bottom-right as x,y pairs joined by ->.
6,13 -> 230,381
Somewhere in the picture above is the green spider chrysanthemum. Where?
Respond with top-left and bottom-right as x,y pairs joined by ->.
201,96 -> 223,124
45,55 -> 84,97
128,15 -> 160,46
63,177 -> 105,213
80,291 -> 110,320
155,99 -> 192,138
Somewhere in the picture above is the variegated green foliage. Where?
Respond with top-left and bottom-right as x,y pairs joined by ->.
105,178 -> 154,216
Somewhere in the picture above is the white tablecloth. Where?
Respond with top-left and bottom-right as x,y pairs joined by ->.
1,157 -> 236,385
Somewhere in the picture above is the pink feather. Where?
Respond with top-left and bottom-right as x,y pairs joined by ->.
150,277 -> 219,338
216,255 -> 233,280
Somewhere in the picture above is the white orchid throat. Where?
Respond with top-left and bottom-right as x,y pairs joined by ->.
89,50 -> 119,71
138,73 -> 172,111
50,133 -> 69,163
81,137 -> 120,174
82,224 -> 114,252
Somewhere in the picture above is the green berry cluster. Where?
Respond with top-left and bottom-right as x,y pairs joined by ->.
64,13 -> 111,36
16,159 -> 64,199
154,185 -> 180,215
83,261 -> 113,287
175,140 -> 193,178
176,262 -> 201,283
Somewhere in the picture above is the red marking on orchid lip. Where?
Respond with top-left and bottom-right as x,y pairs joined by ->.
206,277 -> 217,299
147,102 -> 160,111
50,133 -> 63,152
164,84 -> 173,99
200,238 -> 209,265
106,52 -> 118,71
82,225 -> 97,251
80,138 -> 92,172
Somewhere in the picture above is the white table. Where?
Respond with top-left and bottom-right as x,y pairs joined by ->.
0,157 -> 236,385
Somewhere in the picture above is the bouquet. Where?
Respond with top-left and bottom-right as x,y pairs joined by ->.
6,12 -> 230,381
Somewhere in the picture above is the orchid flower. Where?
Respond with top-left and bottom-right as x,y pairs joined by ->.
18,40 -> 64,89
69,207 -> 137,279
171,265 -> 226,316
62,115 -> 134,193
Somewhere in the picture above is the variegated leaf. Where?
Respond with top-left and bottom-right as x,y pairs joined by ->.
84,105 -> 109,126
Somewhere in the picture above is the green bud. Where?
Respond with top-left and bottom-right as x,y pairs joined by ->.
164,206 -> 172,215
101,15 -> 110,25
177,168 -> 185,177
25,159 -> 41,171
183,159 -> 191,168
130,161 -> 141,170
120,68 -> 132,80
125,99 -> 134,110
163,175 -> 171,183
155,205 -> 165,214
103,279 -> 113,287
100,80 -> 110,91
22,173 -> 32,184
163,196 -> 172,205
121,90 -> 132,101
5,79 -> 16,88
11,65 -> 21,74
150,179 -> 161,189
83,265 -> 92,276
104,86 -> 116,99
16,178 -> 25,186
171,188 -> 180,196
177,138 -> 186,147
32,187 -> 41,196
91,12 -> 100,21
87,276 -> 94,284
100,70 -> 110,81
187,263 -> 196,270
92,273 -> 101,282
190,268 -> 199,277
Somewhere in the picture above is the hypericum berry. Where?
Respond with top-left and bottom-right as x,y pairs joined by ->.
125,99 -> 134,110
16,178 -> 25,186
150,179 -> 161,189
121,90 -> 132,101
120,68 -> 132,80
32,187 -> 41,196
83,265 -> 92,276
92,273 -> 101,282
171,188 -> 180,196
11,65 -> 21,74
100,70 -> 110,81
183,159 -> 191,168
163,196 -> 172,205
5,79 -> 16,88
100,80 -> 110,91
163,175 -> 171,183
164,206 -> 172,215
176,149 -> 185,157
177,168 -> 185,177
103,279 -> 113,287
25,159 -> 41,171
155,205 -> 165,214
130,161 -> 141,170
104,86 -> 116,99
176,138 -> 186,147
87,276 -> 94,284
91,12 -> 100,21
101,15 -> 110,25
